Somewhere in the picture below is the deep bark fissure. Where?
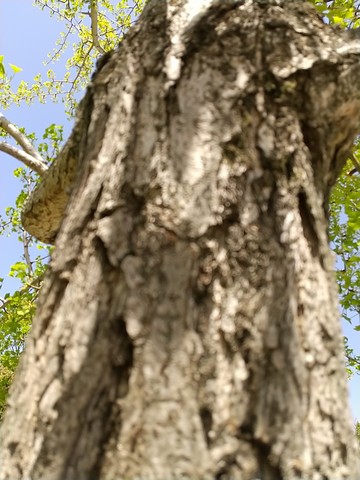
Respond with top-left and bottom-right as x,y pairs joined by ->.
298,190 -> 320,259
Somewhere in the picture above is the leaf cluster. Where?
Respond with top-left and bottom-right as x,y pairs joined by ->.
310,0 -> 360,375
311,0 -> 360,27
0,125 -> 61,417
0,0 -> 147,114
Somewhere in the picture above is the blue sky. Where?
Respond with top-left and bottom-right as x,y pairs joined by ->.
0,0 -> 359,421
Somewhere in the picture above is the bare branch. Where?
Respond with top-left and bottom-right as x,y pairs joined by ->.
90,0 -> 106,55
0,113 -> 45,164
0,113 -> 49,175
0,142 -> 48,176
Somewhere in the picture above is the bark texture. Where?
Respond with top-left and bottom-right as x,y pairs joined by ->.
2,1 -> 360,479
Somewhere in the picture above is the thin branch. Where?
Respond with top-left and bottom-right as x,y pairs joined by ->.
45,24 -> 76,66
0,113 -> 45,164
0,142 -> 48,176
90,0 -> 106,55
347,352 -> 360,368
349,152 -> 360,175
68,44 -> 93,97
36,0 -> 83,36
23,231 -> 33,276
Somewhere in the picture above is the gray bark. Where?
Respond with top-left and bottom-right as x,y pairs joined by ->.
2,1 -> 360,479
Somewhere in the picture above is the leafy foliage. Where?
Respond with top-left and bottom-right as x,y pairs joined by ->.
330,158 -> 360,324
0,0 -> 146,114
0,56 -> 22,80
311,0 -> 360,27
310,0 -> 360,376
0,125 -> 61,417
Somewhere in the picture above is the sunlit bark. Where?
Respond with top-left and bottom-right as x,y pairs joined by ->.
1,1 -> 360,479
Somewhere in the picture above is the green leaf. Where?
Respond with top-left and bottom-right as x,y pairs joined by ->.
9,63 -> 22,74
0,61 -> 5,79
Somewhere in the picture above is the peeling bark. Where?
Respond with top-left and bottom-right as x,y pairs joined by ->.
2,1 -> 360,479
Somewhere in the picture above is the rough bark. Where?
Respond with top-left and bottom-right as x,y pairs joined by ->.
2,1 -> 360,479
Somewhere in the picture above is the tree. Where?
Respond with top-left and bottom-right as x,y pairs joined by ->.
0,0 -> 360,478
0,1 -> 359,411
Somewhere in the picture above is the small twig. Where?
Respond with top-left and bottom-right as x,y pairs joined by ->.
90,0 -> 106,55
0,141 -> 48,176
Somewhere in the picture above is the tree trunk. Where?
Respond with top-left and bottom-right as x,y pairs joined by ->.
1,1 -> 360,479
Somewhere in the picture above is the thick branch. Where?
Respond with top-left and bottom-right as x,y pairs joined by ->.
90,0 -> 106,55
0,113 -> 46,165
0,141 -> 48,176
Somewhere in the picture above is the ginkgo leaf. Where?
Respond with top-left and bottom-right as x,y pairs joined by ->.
0,56 -> 5,78
9,63 -> 22,74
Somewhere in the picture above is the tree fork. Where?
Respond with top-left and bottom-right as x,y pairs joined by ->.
1,1 -> 360,479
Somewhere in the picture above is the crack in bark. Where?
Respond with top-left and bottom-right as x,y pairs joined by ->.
298,190 -> 319,259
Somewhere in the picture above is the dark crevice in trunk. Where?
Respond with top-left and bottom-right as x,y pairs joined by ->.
199,407 -> 213,447
298,190 -> 320,259
68,316 -> 133,479
256,439 -> 283,480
